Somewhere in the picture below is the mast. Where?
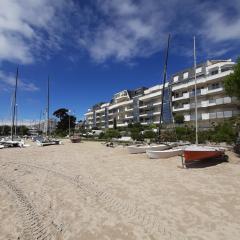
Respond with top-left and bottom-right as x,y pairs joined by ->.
15,104 -> 18,136
46,76 -> 50,137
39,110 -> 42,133
158,34 -> 171,140
11,67 -> 19,141
193,36 -> 198,145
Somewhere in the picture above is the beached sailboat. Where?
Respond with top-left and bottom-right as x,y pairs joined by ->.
127,35 -> 173,154
0,67 -> 27,148
182,37 -> 225,165
36,77 -> 61,147
144,35 -> 186,159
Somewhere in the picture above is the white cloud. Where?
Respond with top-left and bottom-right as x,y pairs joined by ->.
77,0 -> 240,63
0,0 -> 239,65
201,7 -> 240,43
0,70 -> 38,92
0,0 -> 72,64
77,0 -> 174,62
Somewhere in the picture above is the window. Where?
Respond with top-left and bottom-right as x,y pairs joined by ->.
173,75 -> 179,82
211,70 -> 218,75
211,83 -> 220,90
196,67 -> 202,73
183,72 -> 188,79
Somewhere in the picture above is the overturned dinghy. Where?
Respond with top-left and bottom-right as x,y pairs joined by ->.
36,138 -> 61,147
146,148 -> 184,159
128,144 -> 169,154
0,138 -> 27,148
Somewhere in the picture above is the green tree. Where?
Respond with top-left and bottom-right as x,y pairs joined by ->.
224,57 -> 240,100
143,130 -> 157,139
105,129 -> 121,139
53,108 -> 76,136
128,123 -> 144,141
174,114 -> 184,124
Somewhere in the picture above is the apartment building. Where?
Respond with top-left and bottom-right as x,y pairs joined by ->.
84,59 -> 239,129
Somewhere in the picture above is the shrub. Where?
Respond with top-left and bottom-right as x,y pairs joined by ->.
143,130 -> 157,139
160,130 -> 177,142
176,126 -> 195,142
98,132 -> 106,139
174,114 -> 184,124
131,129 -> 144,141
104,129 -> 121,139
211,122 -> 237,143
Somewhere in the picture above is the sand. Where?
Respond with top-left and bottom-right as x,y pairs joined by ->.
0,140 -> 240,240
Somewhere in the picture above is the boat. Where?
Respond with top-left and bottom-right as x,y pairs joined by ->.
37,77 -> 60,147
146,148 -> 184,159
128,144 -> 169,154
36,138 -> 61,147
0,136 -> 27,148
0,67 -> 28,148
182,37 -> 225,166
183,145 -> 225,162
70,135 -> 81,143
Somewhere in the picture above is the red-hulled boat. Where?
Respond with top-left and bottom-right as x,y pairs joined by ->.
183,146 -> 225,162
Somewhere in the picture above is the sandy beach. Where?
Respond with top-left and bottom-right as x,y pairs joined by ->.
0,141 -> 240,240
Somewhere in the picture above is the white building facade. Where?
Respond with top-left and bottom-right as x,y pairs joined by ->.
84,59 -> 239,129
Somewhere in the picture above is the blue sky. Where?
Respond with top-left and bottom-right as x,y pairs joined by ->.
0,0 -> 240,123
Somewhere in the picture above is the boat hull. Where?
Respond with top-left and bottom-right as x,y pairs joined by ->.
128,144 -> 168,154
147,148 -> 183,159
184,147 -> 225,162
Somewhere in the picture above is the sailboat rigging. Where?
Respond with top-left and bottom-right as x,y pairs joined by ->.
158,34 -> 171,141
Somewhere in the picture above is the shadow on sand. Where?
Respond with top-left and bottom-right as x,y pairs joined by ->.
185,155 -> 229,169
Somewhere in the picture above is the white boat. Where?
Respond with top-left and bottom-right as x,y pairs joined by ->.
36,138 -> 61,147
0,139 -> 26,148
146,148 -> 184,159
127,144 -> 169,154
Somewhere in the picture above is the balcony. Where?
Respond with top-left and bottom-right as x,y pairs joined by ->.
172,70 -> 233,91
206,87 -> 224,95
173,104 -> 190,112
172,92 -> 189,101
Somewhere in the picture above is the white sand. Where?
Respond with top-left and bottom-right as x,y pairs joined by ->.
0,141 -> 240,240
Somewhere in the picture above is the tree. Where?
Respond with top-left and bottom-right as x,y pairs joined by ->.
224,57 -> 240,100
113,117 -> 117,129
53,108 -> 68,120
53,108 -> 76,136
174,114 -> 184,124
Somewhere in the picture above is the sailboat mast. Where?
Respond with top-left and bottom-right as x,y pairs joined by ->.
158,34 -> 171,139
46,76 -> 50,137
193,36 -> 198,145
11,67 -> 19,141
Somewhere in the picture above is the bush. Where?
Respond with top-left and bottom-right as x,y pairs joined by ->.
211,122 -> 237,143
131,129 -> 144,141
160,130 -> 177,142
143,130 -> 157,139
98,132 -> 106,139
175,126 -> 195,142
174,114 -> 184,124
104,129 -> 121,139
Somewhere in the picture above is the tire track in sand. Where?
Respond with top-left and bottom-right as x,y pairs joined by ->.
2,162 -> 185,240
0,176 -> 52,240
